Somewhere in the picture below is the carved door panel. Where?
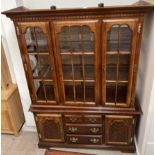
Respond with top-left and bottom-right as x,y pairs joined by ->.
17,22 -> 59,104
105,115 -> 134,145
53,20 -> 100,106
102,19 -> 139,107
36,114 -> 64,142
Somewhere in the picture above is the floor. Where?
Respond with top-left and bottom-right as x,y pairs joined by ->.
2,131 -> 137,155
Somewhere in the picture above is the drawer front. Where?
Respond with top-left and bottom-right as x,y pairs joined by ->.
66,124 -> 102,134
66,134 -> 102,145
65,114 -> 102,124
64,115 -> 83,123
84,115 -> 102,124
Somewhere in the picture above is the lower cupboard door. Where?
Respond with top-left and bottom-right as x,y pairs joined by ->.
36,114 -> 64,142
105,115 -> 134,145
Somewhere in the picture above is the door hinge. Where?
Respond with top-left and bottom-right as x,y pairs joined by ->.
138,23 -> 142,33
16,26 -> 20,36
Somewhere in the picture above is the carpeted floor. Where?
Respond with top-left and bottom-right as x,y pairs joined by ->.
1,131 -> 136,155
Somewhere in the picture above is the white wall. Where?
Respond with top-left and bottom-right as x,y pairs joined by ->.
1,0 -> 36,130
136,8 -> 154,155
23,0 -> 136,9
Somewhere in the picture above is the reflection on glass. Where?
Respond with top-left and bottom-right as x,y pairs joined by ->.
119,25 -> 131,51
107,24 -> 131,52
29,55 -> 52,79
25,27 -> 48,53
44,81 -> 55,101
34,80 -> 45,100
34,80 -> 55,101
59,26 -> 94,52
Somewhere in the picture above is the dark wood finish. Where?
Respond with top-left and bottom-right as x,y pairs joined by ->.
65,124 -> 102,135
105,115 -> 134,145
2,1 -> 153,153
35,114 -> 64,142
66,134 -> 102,145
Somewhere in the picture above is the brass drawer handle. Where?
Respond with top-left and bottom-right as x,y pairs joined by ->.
68,127 -> 78,132
89,118 -> 97,123
70,118 -> 78,122
70,137 -> 78,143
90,138 -> 99,144
90,127 -> 99,133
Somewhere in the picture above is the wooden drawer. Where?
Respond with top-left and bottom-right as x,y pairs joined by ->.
66,124 -> 102,135
66,134 -> 102,145
64,114 -> 102,124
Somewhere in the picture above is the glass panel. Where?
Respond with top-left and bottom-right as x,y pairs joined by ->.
29,55 -> 53,79
107,54 -> 118,64
25,27 -> 48,53
119,25 -> 131,51
73,56 -> 83,80
118,65 -> 129,81
119,54 -> 130,64
106,65 -> 117,81
34,80 -> 45,100
85,82 -> 95,102
84,55 -> 94,80
59,26 -> 94,53
64,82 -> 74,101
43,81 -> 55,101
61,55 -> 73,80
107,25 -> 119,52
75,82 -> 84,101
106,83 -> 116,103
117,83 -> 128,103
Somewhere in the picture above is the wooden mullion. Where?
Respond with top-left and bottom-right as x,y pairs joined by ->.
81,26 -> 86,103
33,27 -> 39,51
69,26 -> 76,102
115,26 -> 120,105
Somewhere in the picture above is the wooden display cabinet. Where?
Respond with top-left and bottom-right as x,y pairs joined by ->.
2,1 -> 153,152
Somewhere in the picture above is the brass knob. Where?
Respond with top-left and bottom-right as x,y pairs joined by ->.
70,137 -> 78,143
90,138 -> 99,144
89,118 -> 97,123
70,118 -> 78,122
68,127 -> 78,132
90,127 -> 99,133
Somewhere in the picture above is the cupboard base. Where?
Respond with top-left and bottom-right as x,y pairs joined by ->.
38,141 -> 136,153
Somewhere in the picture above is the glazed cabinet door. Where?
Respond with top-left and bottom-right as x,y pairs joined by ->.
17,22 -> 59,104
35,114 -> 64,142
102,19 -> 138,107
105,115 -> 134,145
53,20 -> 100,105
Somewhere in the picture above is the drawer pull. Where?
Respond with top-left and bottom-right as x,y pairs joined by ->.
68,127 -> 78,132
70,118 -> 78,122
89,118 -> 97,123
90,138 -> 99,144
90,127 -> 99,133
70,137 -> 78,143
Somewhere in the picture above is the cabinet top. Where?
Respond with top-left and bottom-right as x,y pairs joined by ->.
2,0 -> 153,21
